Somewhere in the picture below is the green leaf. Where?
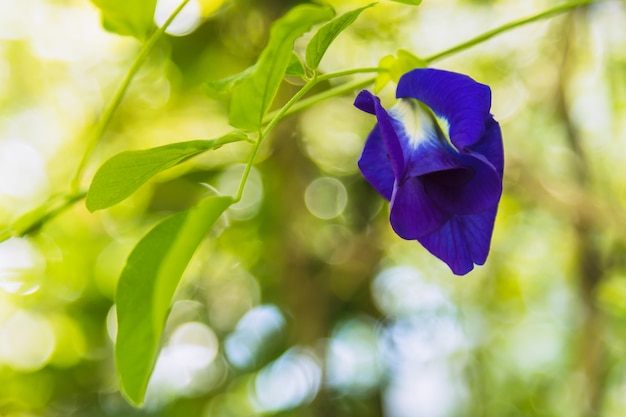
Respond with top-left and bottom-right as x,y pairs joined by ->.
374,49 -> 426,92
305,3 -> 376,70
389,0 -> 422,5
285,52 -> 306,78
207,54 -> 306,99
115,195 -> 232,406
205,64 -> 256,98
91,0 -> 157,40
228,4 -> 335,131
86,132 -> 247,212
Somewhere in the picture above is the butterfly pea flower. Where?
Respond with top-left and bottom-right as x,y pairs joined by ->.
355,68 -> 504,275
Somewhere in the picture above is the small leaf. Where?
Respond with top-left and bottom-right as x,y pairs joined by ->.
305,3 -> 376,70
91,0 -> 157,40
392,49 -> 427,79
86,132 -> 247,212
205,65 -> 256,98
115,195 -> 232,405
374,49 -> 426,92
389,0 -> 422,5
228,4 -> 335,131
374,54 -> 395,92
285,52 -> 306,78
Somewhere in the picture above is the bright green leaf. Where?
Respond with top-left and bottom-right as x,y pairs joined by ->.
374,54 -> 395,92
389,0 -> 422,5
374,49 -> 426,91
305,3 -> 376,70
228,4 -> 335,131
115,195 -> 232,405
390,49 -> 427,81
91,0 -> 157,40
395,49 -> 426,72
86,132 -> 247,212
285,52 -> 306,78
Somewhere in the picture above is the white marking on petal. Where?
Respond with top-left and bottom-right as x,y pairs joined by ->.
388,99 -> 449,152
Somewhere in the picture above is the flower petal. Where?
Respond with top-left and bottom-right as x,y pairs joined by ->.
396,68 -> 492,149
468,116 -> 504,177
421,152 -> 502,215
354,90 -> 405,178
389,177 -> 451,239
417,208 -> 498,275
390,102 -> 501,215
388,98 -> 465,177
358,125 -> 395,200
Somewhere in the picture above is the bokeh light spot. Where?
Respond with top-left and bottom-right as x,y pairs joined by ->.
250,347 -> 321,413
372,266 -> 453,318
0,310 -> 55,371
300,98 -> 367,175
0,141 -> 48,202
304,177 -> 347,220
326,316 -> 383,395
0,238 -> 44,296
225,304 -> 285,369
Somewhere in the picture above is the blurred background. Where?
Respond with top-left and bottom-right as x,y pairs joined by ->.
1,0 -> 625,416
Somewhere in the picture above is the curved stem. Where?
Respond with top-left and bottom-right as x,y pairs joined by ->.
70,0 -> 192,191
0,191 -> 86,243
317,67 -> 383,82
423,0 -> 598,63
234,130 -> 262,204
263,74 -> 378,125
235,76 -> 323,202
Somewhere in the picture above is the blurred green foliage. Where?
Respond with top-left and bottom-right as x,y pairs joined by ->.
1,0 -> 625,417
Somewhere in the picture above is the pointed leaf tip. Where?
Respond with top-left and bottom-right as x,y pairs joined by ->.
305,3 -> 376,70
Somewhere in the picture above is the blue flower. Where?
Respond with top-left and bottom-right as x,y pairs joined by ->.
355,68 -> 504,275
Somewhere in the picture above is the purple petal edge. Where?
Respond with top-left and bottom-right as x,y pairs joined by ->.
396,68 -> 492,150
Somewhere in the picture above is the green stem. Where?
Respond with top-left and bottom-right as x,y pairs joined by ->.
233,130 -> 262,204
317,67 -> 383,82
70,0 -> 192,191
424,0 -> 597,63
263,75 -> 378,125
235,76 -> 323,202
0,191 -> 86,243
